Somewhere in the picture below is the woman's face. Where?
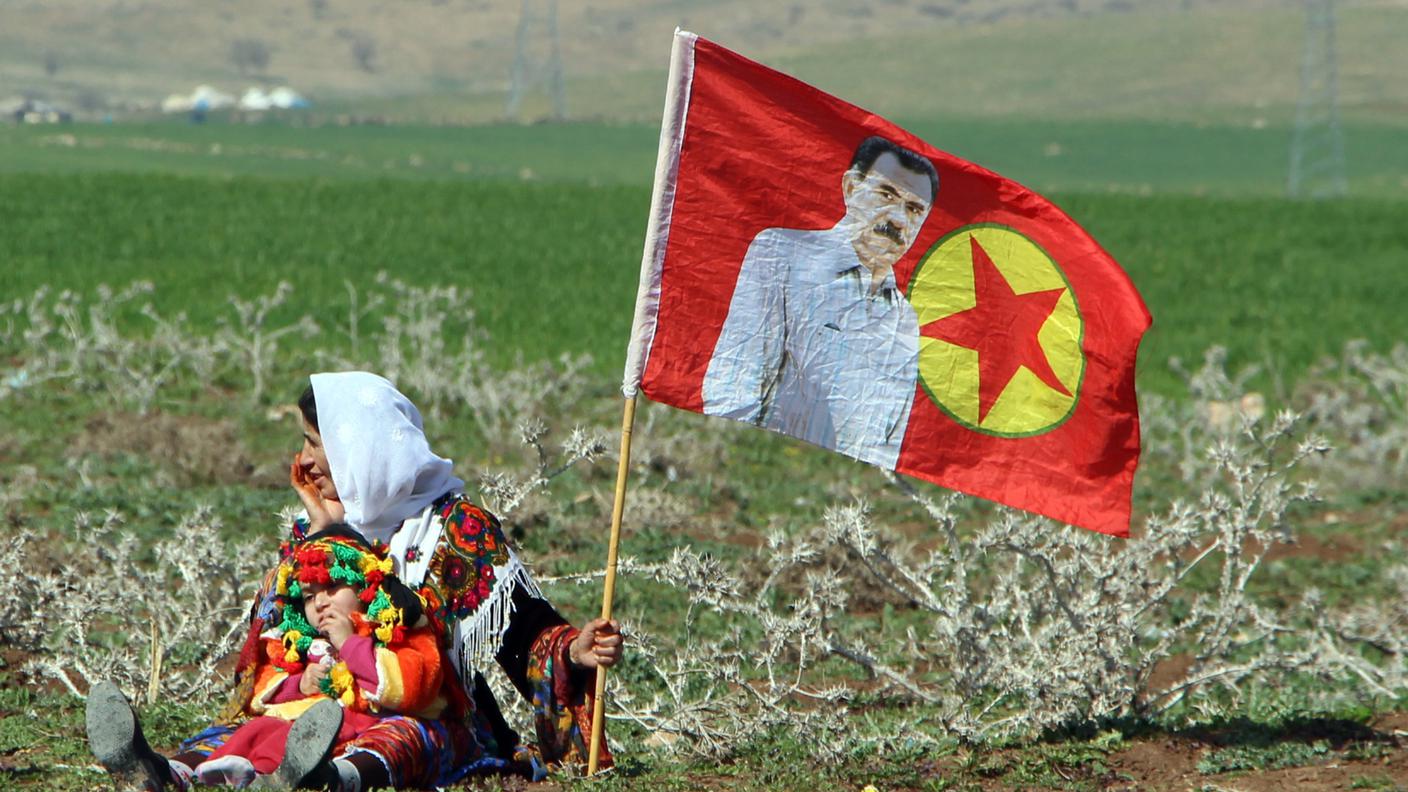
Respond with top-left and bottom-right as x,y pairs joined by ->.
299,418 -> 340,501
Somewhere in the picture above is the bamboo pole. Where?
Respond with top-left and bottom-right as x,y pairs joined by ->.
146,618 -> 163,705
587,395 -> 637,775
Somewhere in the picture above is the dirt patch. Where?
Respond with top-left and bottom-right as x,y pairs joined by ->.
1105,736 -> 1204,789
1190,758 -> 1407,792
1373,711 -> 1408,734
932,732 -> 1408,791
1143,652 -> 1194,697
67,411 -> 272,487
1265,531 -> 1366,564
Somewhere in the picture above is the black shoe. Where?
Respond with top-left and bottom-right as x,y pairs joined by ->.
85,681 -> 172,792
276,699 -> 343,789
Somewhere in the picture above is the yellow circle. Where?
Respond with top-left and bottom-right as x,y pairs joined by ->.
908,225 -> 1084,437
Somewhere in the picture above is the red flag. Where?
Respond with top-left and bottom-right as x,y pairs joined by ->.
623,32 -> 1151,537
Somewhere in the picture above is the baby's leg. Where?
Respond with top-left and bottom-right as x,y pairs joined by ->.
194,754 -> 257,787
202,716 -> 293,776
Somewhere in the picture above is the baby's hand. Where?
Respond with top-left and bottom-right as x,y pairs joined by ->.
300,662 -> 330,696
321,611 -> 355,650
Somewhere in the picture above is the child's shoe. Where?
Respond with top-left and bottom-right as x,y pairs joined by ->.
275,699 -> 343,789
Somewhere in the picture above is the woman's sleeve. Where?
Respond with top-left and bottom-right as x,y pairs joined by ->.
495,585 -> 571,698
508,611 -> 614,770
495,577 -> 611,769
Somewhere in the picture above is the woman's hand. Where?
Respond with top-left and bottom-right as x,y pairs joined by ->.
299,662 -> 330,696
568,618 -> 624,671
291,453 -> 344,533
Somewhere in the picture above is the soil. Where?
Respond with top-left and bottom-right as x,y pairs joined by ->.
1100,736 -> 1406,791
68,410 -> 280,488
924,725 -> 1408,791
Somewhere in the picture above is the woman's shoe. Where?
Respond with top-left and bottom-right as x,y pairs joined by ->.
85,681 -> 172,791
275,699 -> 343,789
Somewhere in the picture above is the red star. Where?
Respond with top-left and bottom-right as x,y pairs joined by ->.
920,235 -> 1071,423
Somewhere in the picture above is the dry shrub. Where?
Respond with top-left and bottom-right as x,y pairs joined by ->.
4,507 -> 268,706
3,280 -> 1406,762
1298,340 -> 1408,490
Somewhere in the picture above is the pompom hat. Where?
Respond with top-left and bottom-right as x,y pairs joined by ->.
272,525 -> 425,667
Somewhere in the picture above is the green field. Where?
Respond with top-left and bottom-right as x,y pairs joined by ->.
3,120 -> 1406,398
2,116 -> 1407,791
4,118 -> 1407,197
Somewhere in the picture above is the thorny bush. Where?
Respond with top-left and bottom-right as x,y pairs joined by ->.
1,282 -> 1405,761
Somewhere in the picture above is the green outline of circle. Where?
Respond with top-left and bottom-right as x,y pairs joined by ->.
906,223 -> 1086,439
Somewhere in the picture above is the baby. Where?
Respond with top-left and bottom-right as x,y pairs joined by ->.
194,526 -> 453,788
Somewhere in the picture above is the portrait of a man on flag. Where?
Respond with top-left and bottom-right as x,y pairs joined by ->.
702,136 -> 938,469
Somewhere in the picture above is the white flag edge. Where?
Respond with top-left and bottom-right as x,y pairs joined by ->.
621,29 -> 698,398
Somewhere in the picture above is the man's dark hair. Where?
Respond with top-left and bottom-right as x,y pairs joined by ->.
298,383 -> 318,430
850,136 -> 939,202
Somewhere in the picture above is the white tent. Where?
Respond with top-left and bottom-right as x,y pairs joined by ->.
190,85 -> 235,111
160,84 -> 307,114
268,86 -> 311,109
160,93 -> 194,113
238,87 -> 272,110
163,85 -> 235,113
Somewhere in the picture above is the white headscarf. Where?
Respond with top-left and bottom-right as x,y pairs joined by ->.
311,371 -> 464,544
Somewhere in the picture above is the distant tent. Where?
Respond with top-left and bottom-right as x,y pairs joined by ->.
268,86 -> 311,109
239,87 -> 311,110
160,93 -> 194,113
162,85 -> 235,113
238,87 -> 272,111
159,84 -> 306,114
190,85 -> 235,111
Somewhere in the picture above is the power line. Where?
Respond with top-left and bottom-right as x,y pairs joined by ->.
1288,0 -> 1347,199
506,0 -> 566,122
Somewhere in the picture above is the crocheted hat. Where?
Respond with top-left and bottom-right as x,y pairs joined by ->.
273,525 -> 424,665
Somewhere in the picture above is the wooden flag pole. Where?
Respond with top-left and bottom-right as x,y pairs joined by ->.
588,394 -> 638,775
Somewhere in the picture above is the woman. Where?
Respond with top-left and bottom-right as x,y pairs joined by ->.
90,371 -> 622,790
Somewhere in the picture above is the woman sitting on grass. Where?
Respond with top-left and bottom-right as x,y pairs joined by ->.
88,371 -> 623,790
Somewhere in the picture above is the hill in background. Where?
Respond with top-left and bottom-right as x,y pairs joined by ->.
1,0 -> 1405,125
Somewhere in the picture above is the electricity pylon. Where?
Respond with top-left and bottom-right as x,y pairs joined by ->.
1288,0 -> 1347,198
505,0 -> 566,122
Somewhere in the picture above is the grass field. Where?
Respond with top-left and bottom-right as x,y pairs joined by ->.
2,117 -> 1407,791
4,118 -> 1408,198
2,122 -> 1406,399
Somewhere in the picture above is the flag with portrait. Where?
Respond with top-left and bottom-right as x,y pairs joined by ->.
622,31 -> 1151,536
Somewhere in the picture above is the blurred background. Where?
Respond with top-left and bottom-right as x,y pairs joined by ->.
0,0 -> 1404,195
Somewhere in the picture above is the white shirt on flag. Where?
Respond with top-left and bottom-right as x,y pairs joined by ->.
702,225 -> 920,469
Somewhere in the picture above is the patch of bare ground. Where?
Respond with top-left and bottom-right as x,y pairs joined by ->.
1265,530 -> 1367,564
910,714 -> 1408,791
1143,652 -> 1195,697
1190,760 -> 1407,792
67,410 -> 281,487
1104,736 -> 1204,789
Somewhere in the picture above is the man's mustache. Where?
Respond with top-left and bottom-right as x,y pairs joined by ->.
872,220 -> 905,245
